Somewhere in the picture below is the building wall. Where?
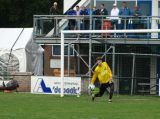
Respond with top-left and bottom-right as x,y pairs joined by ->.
43,45 -> 75,76
12,72 -> 32,92
43,45 -> 52,75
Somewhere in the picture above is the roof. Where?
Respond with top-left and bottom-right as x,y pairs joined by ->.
0,28 -> 33,50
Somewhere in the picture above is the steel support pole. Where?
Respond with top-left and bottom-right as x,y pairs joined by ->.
60,32 -> 64,97
105,44 -> 107,62
112,45 -> 115,79
131,54 -> 135,95
68,44 -> 70,76
135,0 -> 138,6
89,0 -> 92,79
115,0 -> 117,4
94,0 -> 96,6
77,44 -> 80,74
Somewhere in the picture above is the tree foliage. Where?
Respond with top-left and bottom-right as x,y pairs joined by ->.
0,0 -> 63,27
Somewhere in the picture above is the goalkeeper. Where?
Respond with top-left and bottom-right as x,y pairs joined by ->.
90,57 -> 114,102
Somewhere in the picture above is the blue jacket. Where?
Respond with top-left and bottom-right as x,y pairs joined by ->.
67,9 -> 76,15
119,7 -> 131,16
80,9 -> 89,15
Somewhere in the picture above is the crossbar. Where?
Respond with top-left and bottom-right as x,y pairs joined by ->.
62,29 -> 160,34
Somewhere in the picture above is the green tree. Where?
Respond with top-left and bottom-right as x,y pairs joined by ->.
0,0 -> 63,27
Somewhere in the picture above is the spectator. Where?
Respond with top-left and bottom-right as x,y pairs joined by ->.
67,8 -> 76,30
50,2 -> 60,36
110,3 -> 119,30
75,5 -> 80,30
132,5 -> 142,38
50,2 -> 59,15
80,5 -> 89,30
119,1 -> 131,29
99,4 -> 108,30
93,6 -> 100,15
92,6 -> 100,30
132,6 -> 142,29
76,5 -> 80,15
99,4 -> 108,16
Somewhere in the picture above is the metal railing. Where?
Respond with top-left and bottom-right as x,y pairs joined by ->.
33,15 -> 160,39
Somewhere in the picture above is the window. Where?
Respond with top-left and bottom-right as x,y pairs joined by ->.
52,44 -> 74,56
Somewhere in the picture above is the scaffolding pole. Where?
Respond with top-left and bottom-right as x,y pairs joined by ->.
88,0 -> 93,92
131,54 -> 135,95
112,45 -> 115,79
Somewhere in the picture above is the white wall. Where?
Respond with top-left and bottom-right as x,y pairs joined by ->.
63,0 -> 88,13
63,0 -> 77,13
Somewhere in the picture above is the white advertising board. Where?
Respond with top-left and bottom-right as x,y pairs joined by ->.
31,76 -> 81,95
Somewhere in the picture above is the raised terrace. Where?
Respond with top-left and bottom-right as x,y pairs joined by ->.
33,15 -> 160,44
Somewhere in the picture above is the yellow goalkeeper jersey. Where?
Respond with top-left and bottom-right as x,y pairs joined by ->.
91,62 -> 112,84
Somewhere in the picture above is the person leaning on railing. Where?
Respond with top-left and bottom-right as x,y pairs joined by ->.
110,3 -> 119,30
92,6 -> 100,30
119,1 -> 131,30
80,5 -> 89,30
99,3 -> 108,30
99,3 -> 108,17
67,8 -> 76,30
131,5 -> 142,38
75,5 -> 80,30
131,6 -> 142,29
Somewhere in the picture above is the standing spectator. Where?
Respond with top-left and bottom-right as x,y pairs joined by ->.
99,4 -> 108,30
132,5 -> 142,37
50,2 -> 60,36
119,1 -> 131,30
99,4 -> 108,16
132,6 -> 142,29
76,5 -> 80,15
110,3 -> 119,30
93,6 -> 100,15
50,2 -> 59,15
92,6 -> 100,30
67,8 -> 76,30
80,5 -> 89,30
75,5 -> 80,30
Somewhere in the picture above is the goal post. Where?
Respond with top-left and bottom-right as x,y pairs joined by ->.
60,29 -> 160,97
60,32 -> 64,97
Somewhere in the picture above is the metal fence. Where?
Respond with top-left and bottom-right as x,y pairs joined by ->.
33,15 -> 160,39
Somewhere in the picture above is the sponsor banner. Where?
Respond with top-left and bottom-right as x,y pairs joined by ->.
31,76 -> 81,95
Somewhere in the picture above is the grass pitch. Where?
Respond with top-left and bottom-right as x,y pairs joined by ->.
0,93 -> 160,119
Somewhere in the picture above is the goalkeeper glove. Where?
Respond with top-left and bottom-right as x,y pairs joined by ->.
88,84 -> 95,90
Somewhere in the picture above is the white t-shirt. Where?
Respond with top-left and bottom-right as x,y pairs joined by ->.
110,7 -> 119,20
